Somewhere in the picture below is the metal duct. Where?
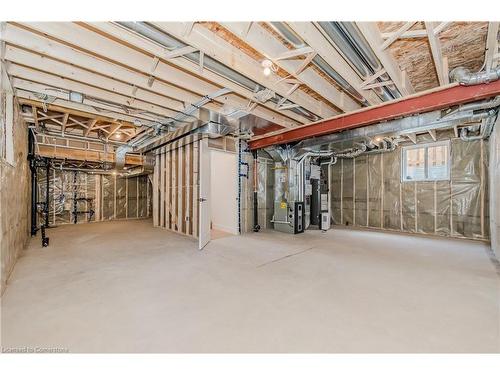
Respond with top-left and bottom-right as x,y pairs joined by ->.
118,22 -> 318,122
295,97 -> 500,151
269,22 -> 307,48
269,22 -> 367,105
460,111 -> 498,141
118,22 -> 262,93
450,66 -> 500,86
318,22 -> 401,101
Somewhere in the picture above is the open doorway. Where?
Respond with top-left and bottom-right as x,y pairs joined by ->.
210,149 -> 238,239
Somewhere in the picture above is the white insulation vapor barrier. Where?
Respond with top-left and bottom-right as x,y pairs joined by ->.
330,132 -> 489,240
36,169 -> 151,226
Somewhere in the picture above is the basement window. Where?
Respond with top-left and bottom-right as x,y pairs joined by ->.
402,141 -> 450,182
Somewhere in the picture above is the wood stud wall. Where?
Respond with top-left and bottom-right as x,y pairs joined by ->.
153,139 -> 200,238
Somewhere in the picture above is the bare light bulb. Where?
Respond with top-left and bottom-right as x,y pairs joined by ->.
262,59 -> 273,77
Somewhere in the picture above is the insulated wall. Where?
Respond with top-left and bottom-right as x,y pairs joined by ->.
489,119 -> 500,255
0,90 -> 30,295
152,137 -> 199,238
36,170 -> 150,226
330,134 -> 489,240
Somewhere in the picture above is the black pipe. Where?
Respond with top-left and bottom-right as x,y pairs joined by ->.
73,171 -> 78,224
252,150 -> 260,232
28,130 -> 38,236
45,158 -> 50,228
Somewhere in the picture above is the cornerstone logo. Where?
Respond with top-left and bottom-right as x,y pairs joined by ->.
1,347 -> 69,353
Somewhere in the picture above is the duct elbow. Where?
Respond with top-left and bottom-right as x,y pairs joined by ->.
450,66 -> 500,86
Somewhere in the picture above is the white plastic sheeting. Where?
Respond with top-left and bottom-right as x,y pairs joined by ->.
37,169 -> 151,226
330,132 -> 489,240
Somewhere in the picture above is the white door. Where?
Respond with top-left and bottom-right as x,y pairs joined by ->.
210,150 -> 238,235
198,138 -> 211,250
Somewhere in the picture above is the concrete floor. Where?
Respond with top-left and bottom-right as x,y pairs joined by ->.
1,219 -> 499,353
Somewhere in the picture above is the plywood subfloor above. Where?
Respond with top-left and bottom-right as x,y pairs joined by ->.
378,21 -> 488,92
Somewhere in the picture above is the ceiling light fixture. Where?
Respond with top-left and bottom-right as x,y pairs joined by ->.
261,59 -> 274,77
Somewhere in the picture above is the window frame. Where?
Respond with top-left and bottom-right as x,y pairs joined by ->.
401,140 -> 451,182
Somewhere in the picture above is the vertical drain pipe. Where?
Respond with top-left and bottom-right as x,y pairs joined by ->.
28,130 -> 38,236
45,158 -> 50,228
252,150 -> 260,232
237,138 -> 242,234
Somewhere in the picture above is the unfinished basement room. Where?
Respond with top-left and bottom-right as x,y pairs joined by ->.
1,13 -> 500,358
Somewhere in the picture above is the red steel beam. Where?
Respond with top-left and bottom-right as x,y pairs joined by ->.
249,81 -> 500,150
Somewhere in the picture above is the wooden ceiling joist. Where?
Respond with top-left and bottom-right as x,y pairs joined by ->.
36,143 -> 143,166
288,22 -> 382,106
221,22 -> 361,114
151,22 -> 332,119
74,21 -> 300,127
425,22 -> 449,86
15,87 -> 156,125
7,22 -> 300,128
485,22 -> 500,72
19,97 -> 138,141
355,22 -> 415,96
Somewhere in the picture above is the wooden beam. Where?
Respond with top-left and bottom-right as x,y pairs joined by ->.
7,63 -> 178,119
425,22 -> 448,86
382,29 -> 427,39
274,46 -> 315,61
428,129 -> 437,141
164,45 -> 198,59
36,144 -> 144,165
381,22 -> 452,40
10,22 -> 300,128
362,80 -> 394,90
37,112 -> 65,121
407,133 -> 417,144
17,97 -> 139,128
360,69 -> 386,88
106,123 -> 123,140
288,22 -> 382,106
2,23 -> 224,120
433,22 -> 452,35
355,22 -> 415,96
221,22 -> 358,113
84,118 -> 98,136
381,22 -> 416,50
152,22 -> 328,120
485,22 -> 500,72
62,113 -> 69,134
294,51 -> 317,75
